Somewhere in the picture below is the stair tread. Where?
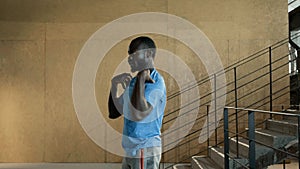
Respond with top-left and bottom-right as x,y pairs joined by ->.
282,109 -> 300,113
173,164 -> 191,169
210,147 -> 249,168
267,119 -> 298,136
230,137 -> 274,159
268,119 -> 298,125
280,119 -> 299,124
255,129 -> 296,149
231,137 -> 274,149
192,156 -> 222,169
255,129 -> 295,137
211,146 -> 248,159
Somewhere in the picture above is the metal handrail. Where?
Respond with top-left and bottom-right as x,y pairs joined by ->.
162,34 -> 300,168
166,33 -> 300,102
224,107 -> 300,169
166,32 -> 300,101
225,106 -> 300,117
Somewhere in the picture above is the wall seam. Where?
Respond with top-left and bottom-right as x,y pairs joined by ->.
43,22 -> 47,162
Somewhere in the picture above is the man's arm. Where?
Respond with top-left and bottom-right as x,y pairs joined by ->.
130,70 -> 154,121
108,92 -> 122,119
108,73 -> 132,119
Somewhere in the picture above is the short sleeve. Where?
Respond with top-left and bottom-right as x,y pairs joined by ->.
143,82 -> 165,123
145,87 -> 164,108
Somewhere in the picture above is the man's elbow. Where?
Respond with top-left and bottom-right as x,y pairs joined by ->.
108,100 -> 122,119
108,109 -> 122,119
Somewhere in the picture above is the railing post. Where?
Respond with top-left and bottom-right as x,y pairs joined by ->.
224,108 -> 229,169
269,47 -> 273,119
296,48 -> 300,110
248,110 -> 256,169
297,73 -> 300,110
234,67 -> 239,158
207,105 -> 210,155
297,115 -> 300,169
214,74 -> 218,146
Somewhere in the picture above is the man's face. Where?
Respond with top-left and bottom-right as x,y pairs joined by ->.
128,48 -> 153,73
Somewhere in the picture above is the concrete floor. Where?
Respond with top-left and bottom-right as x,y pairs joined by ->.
267,160 -> 299,169
0,163 -> 122,169
0,162 -> 298,169
0,163 -> 173,169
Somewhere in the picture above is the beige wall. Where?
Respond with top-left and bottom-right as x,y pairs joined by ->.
0,0 -> 288,162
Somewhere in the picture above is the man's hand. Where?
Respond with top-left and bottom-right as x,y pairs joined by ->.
111,73 -> 132,90
136,69 -> 155,84
108,73 -> 132,119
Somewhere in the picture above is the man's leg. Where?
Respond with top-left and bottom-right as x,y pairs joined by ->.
143,147 -> 161,169
122,157 -> 131,169
123,147 -> 161,169
122,154 -> 143,169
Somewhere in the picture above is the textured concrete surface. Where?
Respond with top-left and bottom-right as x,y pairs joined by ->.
0,163 -> 121,169
191,156 -> 222,169
173,164 -> 191,169
268,160 -> 299,169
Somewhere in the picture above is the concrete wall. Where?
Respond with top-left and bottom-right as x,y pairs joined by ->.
0,0 -> 288,162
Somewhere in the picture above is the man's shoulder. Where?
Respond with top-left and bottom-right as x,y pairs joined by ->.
152,69 -> 165,83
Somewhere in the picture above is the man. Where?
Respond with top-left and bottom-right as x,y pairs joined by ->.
108,36 -> 166,169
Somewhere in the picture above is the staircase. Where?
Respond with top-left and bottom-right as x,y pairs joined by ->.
172,109 -> 299,169
162,34 -> 300,169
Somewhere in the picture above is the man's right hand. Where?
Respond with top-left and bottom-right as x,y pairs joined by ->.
111,73 -> 132,90
109,73 -> 132,119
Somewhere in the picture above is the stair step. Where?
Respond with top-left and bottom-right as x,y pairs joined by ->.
172,164 -> 191,169
266,119 -> 298,136
282,109 -> 300,114
254,129 -> 296,148
230,137 -> 274,158
191,156 -> 222,169
282,109 -> 300,122
229,137 -> 249,158
209,147 -> 225,166
209,147 -> 248,168
231,137 -> 277,168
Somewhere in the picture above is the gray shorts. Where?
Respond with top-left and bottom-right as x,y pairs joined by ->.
122,147 -> 161,169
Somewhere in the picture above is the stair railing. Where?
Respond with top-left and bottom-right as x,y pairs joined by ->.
162,32 -> 300,168
224,107 -> 300,169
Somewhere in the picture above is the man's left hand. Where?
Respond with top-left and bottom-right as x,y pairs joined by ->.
137,69 -> 155,83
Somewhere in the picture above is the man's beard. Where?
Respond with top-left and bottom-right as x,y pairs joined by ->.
133,61 -> 154,73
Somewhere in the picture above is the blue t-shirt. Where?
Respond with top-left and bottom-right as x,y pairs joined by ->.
122,69 -> 166,156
